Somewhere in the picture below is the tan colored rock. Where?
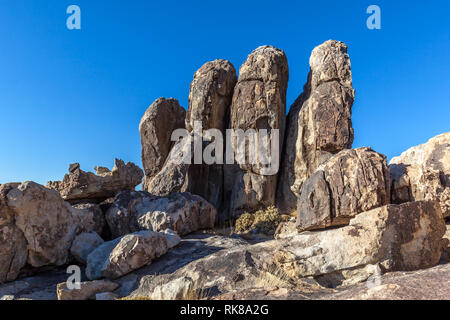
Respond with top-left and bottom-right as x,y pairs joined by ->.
390,132 -> 450,217
0,183 -> 27,283
46,159 -> 143,203
296,147 -> 390,231
225,45 -> 289,219
277,40 -> 354,214
6,182 -> 98,267
56,280 -> 118,300
86,229 -> 180,280
139,98 -> 186,191
131,201 -> 446,298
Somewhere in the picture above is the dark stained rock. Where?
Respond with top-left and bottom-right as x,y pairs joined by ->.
224,45 -> 289,220
296,147 -> 390,231
139,98 -> 186,191
277,40 -> 355,214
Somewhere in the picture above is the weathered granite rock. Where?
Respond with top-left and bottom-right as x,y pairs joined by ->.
278,40 -> 354,214
390,132 -> 450,217
6,182 -> 98,268
224,46 -> 289,218
130,201 -> 446,298
146,134 -> 193,196
86,229 -> 180,280
71,202 -> 105,236
70,232 -> 104,264
183,60 -> 237,210
46,159 -> 144,203
323,263 -> 450,300
185,59 -> 237,132
0,183 -> 27,283
56,280 -> 118,300
105,190 -> 216,238
139,98 -> 186,191
296,147 -> 390,231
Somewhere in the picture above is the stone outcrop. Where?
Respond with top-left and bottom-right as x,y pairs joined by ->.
183,60 -> 237,210
0,183 -> 27,283
70,232 -> 104,264
57,280 -> 118,300
146,134 -> 193,196
224,46 -> 289,219
297,147 -> 390,231
390,132 -> 450,217
130,200 -> 446,298
185,59 -> 237,132
139,98 -> 186,191
71,202 -> 105,236
46,159 -> 143,203
86,229 -> 180,280
105,190 -> 216,238
0,181 -> 101,283
6,182 -> 98,268
277,40 -> 355,214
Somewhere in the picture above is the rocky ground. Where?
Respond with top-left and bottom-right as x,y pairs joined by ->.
0,39 -> 449,300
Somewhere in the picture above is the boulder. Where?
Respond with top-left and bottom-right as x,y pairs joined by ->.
390,132 -> 450,217
105,190 -> 216,238
146,134 -> 193,196
130,201 -> 446,298
70,232 -> 104,264
296,147 -> 390,231
185,59 -> 237,132
46,159 -> 144,203
56,280 -> 118,300
6,182 -> 98,268
0,183 -> 27,283
139,98 -> 186,191
224,45 -> 289,219
71,202 -> 105,236
86,229 -> 180,280
277,40 -> 354,214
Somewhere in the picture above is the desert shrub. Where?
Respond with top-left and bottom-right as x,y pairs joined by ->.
235,212 -> 255,233
235,206 -> 281,235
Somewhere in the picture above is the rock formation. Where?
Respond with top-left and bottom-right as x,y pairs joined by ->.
390,132 -> 449,217
183,60 -> 237,210
70,232 -> 105,264
277,40 -> 355,214
86,229 -> 180,280
297,147 -> 390,231
130,200 -> 446,298
139,98 -> 186,191
105,190 -> 216,238
224,45 -> 289,219
47,159 -> 144,203
57,280 -> 118,300
0,181 -> 101,283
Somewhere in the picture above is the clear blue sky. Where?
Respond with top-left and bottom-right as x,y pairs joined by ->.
0,0 -> 449,184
